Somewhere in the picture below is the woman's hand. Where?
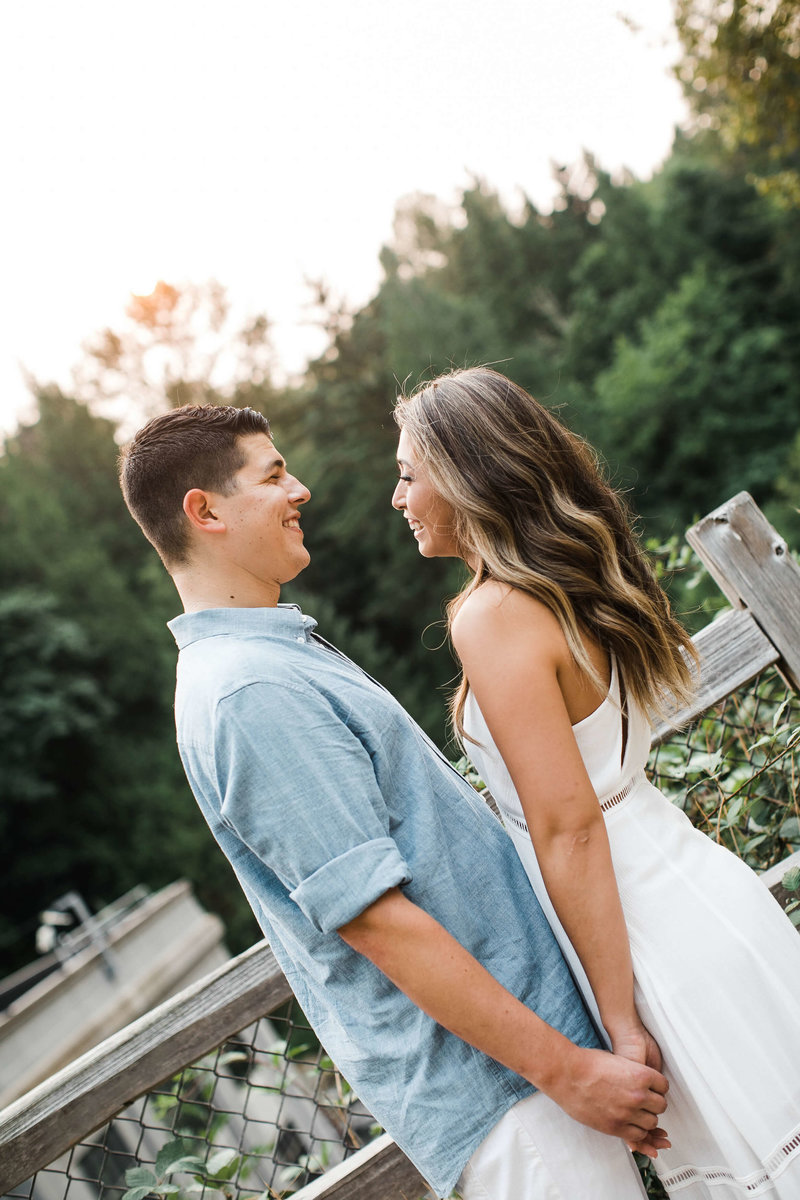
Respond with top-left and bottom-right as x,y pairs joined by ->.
610,1017 -> 663,1073
608,1018 -> 671,1154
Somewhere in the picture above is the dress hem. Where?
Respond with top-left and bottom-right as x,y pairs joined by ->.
659,1119 -> 800,1195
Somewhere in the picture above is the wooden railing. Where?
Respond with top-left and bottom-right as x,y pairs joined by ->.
1,492 -> 799,1200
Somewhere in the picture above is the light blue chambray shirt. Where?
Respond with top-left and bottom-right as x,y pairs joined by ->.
168,604 -> 599,1197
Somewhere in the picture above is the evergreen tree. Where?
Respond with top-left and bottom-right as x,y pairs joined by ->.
675,0 -> 800,204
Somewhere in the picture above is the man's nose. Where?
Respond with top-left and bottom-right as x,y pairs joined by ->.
288,476 -> 311,504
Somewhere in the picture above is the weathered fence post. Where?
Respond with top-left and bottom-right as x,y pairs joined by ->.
292,1134 -> 427,1200
687,492 -> 800,692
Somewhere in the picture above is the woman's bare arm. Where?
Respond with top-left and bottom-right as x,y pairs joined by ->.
452,582 -> 657,1064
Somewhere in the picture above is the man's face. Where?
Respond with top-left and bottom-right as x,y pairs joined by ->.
213,433 -> 311,591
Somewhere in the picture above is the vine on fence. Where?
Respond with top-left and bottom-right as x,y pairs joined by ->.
650,673 -> 800,885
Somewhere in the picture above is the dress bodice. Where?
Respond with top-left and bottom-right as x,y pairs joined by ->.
569,655 -> 652,800
463,655 -> 651,830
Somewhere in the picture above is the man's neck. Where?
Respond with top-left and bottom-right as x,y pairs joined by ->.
172,563 -> 281,613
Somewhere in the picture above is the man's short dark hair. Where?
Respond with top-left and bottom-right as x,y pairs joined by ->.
119,404 -> 271,567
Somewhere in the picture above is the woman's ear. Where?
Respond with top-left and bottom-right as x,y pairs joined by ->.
182,488 -> 226,535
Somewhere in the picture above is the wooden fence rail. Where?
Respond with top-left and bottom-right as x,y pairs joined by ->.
1,493 -> 799,1200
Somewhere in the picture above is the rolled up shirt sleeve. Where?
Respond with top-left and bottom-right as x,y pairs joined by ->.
214,680 -> 412,933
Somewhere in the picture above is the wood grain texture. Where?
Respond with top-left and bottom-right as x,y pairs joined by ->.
292,1134 -> 429,1200
0,942 -> 291,1193
687,492 -> 800,691
651,607 -> 779,744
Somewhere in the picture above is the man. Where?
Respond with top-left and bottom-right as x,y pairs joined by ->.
119,403 -> 667,1199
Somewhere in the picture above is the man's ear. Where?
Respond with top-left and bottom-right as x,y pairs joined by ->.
183,489 -> 227,535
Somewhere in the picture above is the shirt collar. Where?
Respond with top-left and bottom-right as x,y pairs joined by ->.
168,603 -> 318,649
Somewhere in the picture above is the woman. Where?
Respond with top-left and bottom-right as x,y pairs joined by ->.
391,366 -> 800,1199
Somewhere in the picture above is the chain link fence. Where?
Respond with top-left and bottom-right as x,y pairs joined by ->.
650,668 -> 800,882
5,996 -> 436,1200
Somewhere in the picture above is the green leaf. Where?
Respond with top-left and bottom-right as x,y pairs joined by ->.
749,799 -> 774,829
155,1140 -> 193,1176
162,1157 -> 208,1178
204,1149 -> 239,1178
748,732 -> 780,753
685,750 -> 724,779
719,794 -> 746,828
122,1188 -> 156,1200
780,817 -> 800,842
782,866 -> 800,892
276,1165 -> 305,1185
789,908 -> 800,927
125,1168 -> 158,1189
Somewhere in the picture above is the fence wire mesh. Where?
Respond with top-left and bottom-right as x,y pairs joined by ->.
4,669 -> 799,1200
649,668 -> 800,882
5,996 -> 436,1200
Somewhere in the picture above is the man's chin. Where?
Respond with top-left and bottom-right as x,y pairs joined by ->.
286,550 -> 311,580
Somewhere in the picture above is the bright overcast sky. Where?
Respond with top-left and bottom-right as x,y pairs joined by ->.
0,0 -> 687,433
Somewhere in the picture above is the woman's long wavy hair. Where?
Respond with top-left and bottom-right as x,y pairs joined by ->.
394,367 -> 697,741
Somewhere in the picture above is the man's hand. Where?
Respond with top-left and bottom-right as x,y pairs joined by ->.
540,1043 -> 670,1159
340,891 -> 671,1153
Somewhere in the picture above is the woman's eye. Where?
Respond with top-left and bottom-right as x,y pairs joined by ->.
398,474 -> 413,483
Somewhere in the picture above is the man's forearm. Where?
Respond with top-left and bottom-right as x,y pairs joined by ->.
340,887 -> 574,1083
338,888 -> 669,1152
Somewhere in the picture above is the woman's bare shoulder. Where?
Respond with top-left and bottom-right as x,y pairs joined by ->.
452,581 -> 565,657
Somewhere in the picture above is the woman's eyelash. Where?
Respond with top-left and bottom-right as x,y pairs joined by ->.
398,473 -> 413,482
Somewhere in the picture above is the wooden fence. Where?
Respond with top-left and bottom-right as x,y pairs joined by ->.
1,492 -> 800,1200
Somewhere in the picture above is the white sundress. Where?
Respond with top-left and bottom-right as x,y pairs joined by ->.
464,659 -> 800,1198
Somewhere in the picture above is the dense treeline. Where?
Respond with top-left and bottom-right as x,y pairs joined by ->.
2,0 -> 799,971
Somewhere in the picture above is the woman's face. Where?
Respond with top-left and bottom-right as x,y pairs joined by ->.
392,429 -> 461,559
